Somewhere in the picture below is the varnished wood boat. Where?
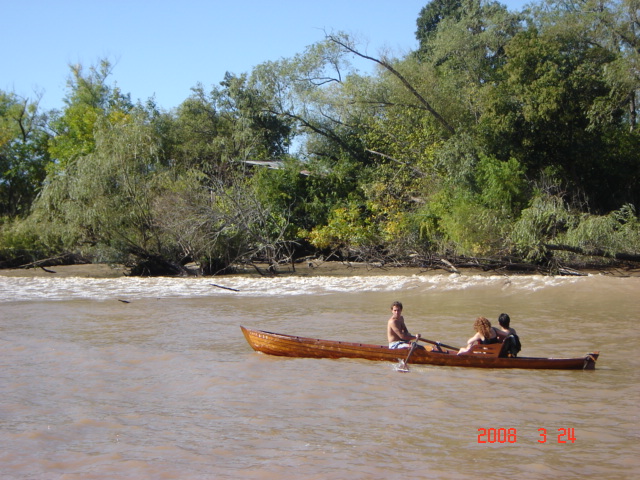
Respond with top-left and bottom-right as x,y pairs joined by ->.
241,326 -> 599,370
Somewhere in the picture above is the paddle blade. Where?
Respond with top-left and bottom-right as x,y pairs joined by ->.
395,359 -> 410,372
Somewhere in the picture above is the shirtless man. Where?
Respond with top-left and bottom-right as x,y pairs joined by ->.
387,301 -> 420,349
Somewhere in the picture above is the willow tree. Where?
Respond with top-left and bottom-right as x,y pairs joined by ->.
247,38 -> 405,258
48,60 -> 134,172
247,24 -> 526,258
27,109 -> 182,271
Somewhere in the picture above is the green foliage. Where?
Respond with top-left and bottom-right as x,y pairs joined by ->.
0,216 -> 56,266
415,0 -> 464,53
151,169 -> 292,273
401,154 -> 527,256
475,155 -> 528,214
511,194 -> 640,262
415,188 -> 507,256
168,74 -> 292,180
563,204 -> 640,256
306,202 -> 379,254
48,60 -> 134,172
510,193 -> 576,260
31,109 -> 168,261
0,91 -> 51,217
2,2 -> 639,273
478,4 -> 639,211
252,160 -> 332,232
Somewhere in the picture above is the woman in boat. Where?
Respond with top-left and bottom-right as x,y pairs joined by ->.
457,316 -> 500,355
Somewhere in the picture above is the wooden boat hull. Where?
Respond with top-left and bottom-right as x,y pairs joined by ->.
241,326 -> 599,370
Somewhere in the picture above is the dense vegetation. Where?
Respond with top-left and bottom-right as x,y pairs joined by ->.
1,0 -> 639,275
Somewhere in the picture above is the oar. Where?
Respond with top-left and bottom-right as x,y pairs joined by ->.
418,337 -> 460,352
397,334 -> 421,372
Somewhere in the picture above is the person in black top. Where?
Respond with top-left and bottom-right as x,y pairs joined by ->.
494,313 -> 517,340
495,313 -> 521,357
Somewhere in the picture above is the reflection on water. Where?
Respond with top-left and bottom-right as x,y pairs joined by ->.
1,274 -> 639,479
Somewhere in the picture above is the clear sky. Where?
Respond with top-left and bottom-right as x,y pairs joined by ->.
3,0 -> 530,112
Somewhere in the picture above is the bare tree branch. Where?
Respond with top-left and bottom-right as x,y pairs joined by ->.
326,33 -> 456,135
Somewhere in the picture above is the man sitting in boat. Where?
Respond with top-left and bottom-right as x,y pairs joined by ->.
494,313 -> 517,339
387,301 -> 421,349
494,313 -> 521,357
387,301 -> 444,352
457,317 -> 500,355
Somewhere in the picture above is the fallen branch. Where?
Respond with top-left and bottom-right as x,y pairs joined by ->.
439,258 -> 459,274
557,267 -> 587,276
18,254 -> 86,269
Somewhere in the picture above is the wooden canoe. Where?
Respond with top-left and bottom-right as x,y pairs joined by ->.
240,326 -> 599,370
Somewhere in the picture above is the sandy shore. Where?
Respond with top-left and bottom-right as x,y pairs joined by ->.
0,262 -> 430,278
0,264 -> 129,278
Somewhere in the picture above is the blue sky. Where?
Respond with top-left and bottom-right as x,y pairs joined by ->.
3,0 -> 530,111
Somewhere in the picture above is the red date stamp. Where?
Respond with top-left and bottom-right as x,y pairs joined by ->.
477,427 -> 576,443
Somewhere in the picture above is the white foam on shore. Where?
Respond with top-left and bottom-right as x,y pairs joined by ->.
0,273 -> 604,303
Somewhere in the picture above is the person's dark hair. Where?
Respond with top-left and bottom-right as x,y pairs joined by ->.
391,301 -> 403,310
498,313 -> 510,328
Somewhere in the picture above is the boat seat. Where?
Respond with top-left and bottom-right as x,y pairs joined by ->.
467,342 -> 503,357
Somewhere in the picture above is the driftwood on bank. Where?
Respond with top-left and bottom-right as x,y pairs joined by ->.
16,254 -> 89,270
3,240 -> 637,277
406,252 -> 638,276
414,256 -> 546,274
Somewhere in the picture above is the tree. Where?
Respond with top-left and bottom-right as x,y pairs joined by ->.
479,1 -> 640,212
29,108 -> 183,270
48,60 -> 133,171
327,33 -> 456,135
416,0 -> 464,56
0,91 -> 50,217
534,0 -> 639,132
168,74 -> 293,181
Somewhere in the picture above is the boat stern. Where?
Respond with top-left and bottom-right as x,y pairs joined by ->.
583,351 -> 599,370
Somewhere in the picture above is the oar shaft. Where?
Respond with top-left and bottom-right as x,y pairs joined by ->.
398,335 -> 421,371
419,337 -> 460,351
404,336 -> 420,363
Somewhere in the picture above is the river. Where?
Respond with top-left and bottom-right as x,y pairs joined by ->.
1,269 -> 638,479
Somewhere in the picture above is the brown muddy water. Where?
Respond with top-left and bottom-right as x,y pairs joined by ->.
1,271 -> 639,479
